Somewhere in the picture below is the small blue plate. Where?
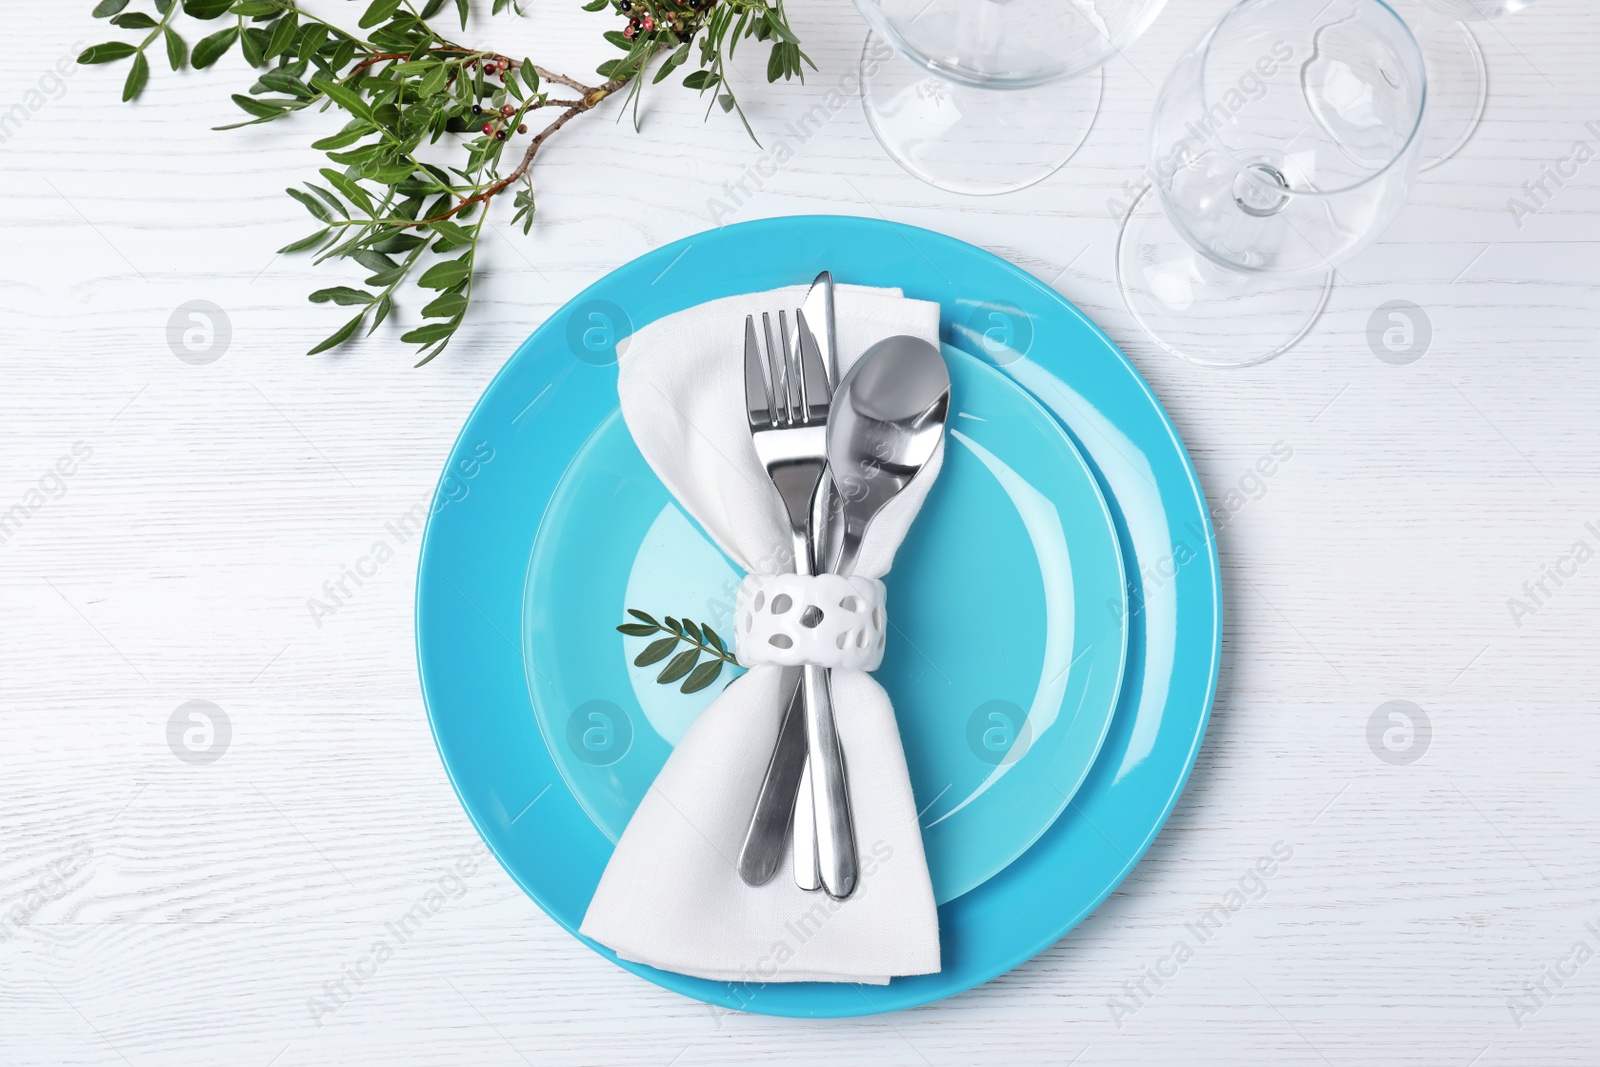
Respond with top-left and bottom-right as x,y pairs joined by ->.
520,345 -> 1127,905
417,215 -> 1221,1017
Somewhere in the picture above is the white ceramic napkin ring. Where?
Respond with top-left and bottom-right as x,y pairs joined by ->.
733,572 -> 887,671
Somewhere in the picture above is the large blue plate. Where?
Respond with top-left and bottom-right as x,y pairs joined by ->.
417,215 -> 1222,1017
519,344 -> 1128,905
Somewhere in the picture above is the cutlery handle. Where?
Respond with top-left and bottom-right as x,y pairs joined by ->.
736,670 -> 807,886
803,662 -> 857,899
794,517 -> 857,899
793,755 -> 819,891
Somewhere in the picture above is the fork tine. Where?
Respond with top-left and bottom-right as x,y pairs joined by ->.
795,308 -> 831,415
760,312 -> 788,426
779,310 -> 805,421
744,314 -> 773,429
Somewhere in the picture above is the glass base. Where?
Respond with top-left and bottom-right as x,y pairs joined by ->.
859,33 -> 1103,196
1115,188 -> 1333,369
1417,16 -> 1487,170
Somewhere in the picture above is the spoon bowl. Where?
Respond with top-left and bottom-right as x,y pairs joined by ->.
825,334 -> 952,574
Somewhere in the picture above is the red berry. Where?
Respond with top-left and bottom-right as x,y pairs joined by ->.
517,124 -> 528,134
641,15 -> 654,30
495,130 -> 506,141
501,104 -> 515,116
483,62 -> 496,74
482,122 -> 494,135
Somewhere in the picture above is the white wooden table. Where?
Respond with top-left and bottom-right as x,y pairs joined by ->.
3,0 -> 1597,1062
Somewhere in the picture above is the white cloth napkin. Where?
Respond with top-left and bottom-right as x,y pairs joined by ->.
578,284 -> 944,984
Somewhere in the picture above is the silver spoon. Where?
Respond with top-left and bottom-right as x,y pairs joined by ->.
822,334 -> 952,577
737,334 -> 951,892
800,334 -> 952,895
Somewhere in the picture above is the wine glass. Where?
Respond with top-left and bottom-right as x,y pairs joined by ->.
852,0 -> 1169,195
1396,0 -> 1541,170
1115,0 -> 1427,367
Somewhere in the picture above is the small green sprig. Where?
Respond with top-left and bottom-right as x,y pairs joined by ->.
617,609 -> 738,694
78,0 -> 809,365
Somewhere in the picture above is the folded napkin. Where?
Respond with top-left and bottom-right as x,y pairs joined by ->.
579,284 -> 944,985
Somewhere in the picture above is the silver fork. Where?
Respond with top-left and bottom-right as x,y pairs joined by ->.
743,308 -> 858,900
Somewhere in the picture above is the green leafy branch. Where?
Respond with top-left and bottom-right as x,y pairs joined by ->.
617,609 -> 738,694
79,0 -> 810,364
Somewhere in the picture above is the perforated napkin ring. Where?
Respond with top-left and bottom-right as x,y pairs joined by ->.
733,573 -> 888,671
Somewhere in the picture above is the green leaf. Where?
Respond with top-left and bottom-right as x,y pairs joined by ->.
351,249 -> 396,274
369,293 -> 393,332
421,293 -> 467,319
364,156 -> 418,182
627,609 -> 658,625
305,183 -> 347,216
603,30 -> 632,51
92,0 -> 129,17
329,37 -> 358,70
702,625 -> 725,653
310,75 -> 373,120
181,0 -> 234,17
415,334 -> 456,367
297,23 -> 328,61
401,322 -> 455,345
264,11 -> 298,60
190,25 -> 237,69
427,219 -> 473,248
419,0 -> 447,16
163,26 -> 186,70
239,25 -> 267,67
656,647 -> 700,685
766,17 -> 802,45
718,93 -> 735,113
371,232 -> 425,254
652,50 -> 684,84
633,636 -> 678,667
308,287 -> 375,306
581,0 -> 607,9
122,51 -> 149,101
359,0 -> 403,29
681,618 -> 703,644
364,267 -> 407,288
664,617 -> 682,635
307,312 -> 366,355
682,69 -> 718,91
680,659 -> 724,694
278,228 -> 331,253
78,41 -> 138,64
286,187 -> 333,222
319,168 -> 375,214
258,70 -> 312,98
419,63 -> 448,97
521,60 -> 539,95
231,93 -> 286,118
616,623 -> 657,637
416,256 -> 470,290
453,0 -> 468,29
110,11 -> 159,28
310,126 -> 369,151
596,58 -> 621,78
766,43 -> 785,83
